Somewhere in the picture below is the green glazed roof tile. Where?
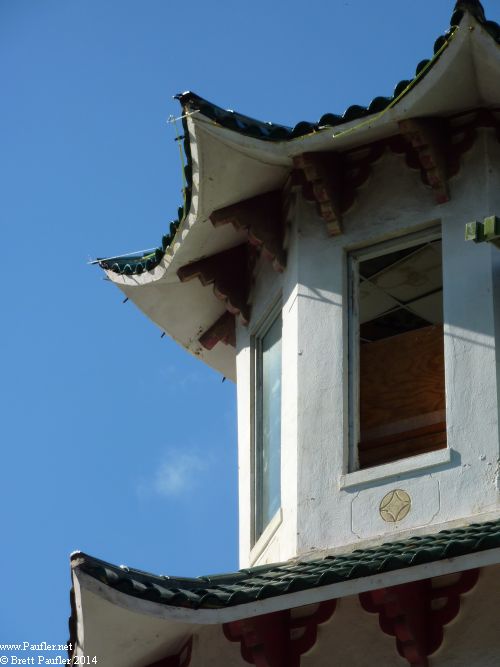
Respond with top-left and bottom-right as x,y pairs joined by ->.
72,517 -> 500,612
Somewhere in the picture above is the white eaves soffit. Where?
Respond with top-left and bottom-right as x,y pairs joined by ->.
73,547 -> 500,666
72,570 -> 194,667
103,12 -> 500,380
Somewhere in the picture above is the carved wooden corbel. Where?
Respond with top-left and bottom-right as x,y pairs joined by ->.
360,570 -> 479,667
223,601 -> 336,667
343,141 -> 386,198
293,152 -> 343,235
177,244 -> 253,324
146,636 -> 192,667
293,145 -> 385,234
447,109 -> 500,178
199,312 -> 236,350
398,118 -> 450,204
210,190 -> 286,272
471,108 -> 500,140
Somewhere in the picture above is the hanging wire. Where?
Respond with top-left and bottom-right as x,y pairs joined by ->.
88,110 -> 201,267
204,27 -> 458,143
87,248 -> 157,265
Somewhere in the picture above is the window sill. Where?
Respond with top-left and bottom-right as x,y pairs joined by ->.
340,448 -> 452,489
250,508 -> 283,565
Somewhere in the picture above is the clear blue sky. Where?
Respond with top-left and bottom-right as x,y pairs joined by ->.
1,0 -> 498,652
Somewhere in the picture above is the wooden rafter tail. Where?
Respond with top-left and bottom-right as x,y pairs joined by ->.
146,636 -> 193,667
199,312 -> 236,351
177,244 -> 253,324
293,152 -> 343,235
399,118 -> 450,204
210,190 -> 287,272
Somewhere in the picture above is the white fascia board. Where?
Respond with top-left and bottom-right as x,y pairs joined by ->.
72,570 -> 85,658
384,19 -> 476,120
72,571 -> 195,664
471,21 -> 500,106
104,113 -> 287,291
74,546 -> 500,627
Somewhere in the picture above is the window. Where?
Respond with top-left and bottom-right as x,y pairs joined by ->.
349,230 -> 446,470
254,309 -> 282,540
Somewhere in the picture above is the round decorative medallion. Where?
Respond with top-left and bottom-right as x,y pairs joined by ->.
379,489 -> 411,523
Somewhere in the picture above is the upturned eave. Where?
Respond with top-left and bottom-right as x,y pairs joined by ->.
98,4 -> 500,379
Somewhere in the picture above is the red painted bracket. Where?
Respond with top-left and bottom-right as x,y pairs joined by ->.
293,152 -> 343,235
177,244 -> 254,324
199,311 -> 236,350
398,118 -> 450,205
223,600 -> 336,667
395,110 -> 500,205
360,569 -> 479,667
293,144 -> 385,235
210,190 -> 286,272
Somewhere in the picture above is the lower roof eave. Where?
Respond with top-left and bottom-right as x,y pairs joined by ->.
73,545 -> 500,627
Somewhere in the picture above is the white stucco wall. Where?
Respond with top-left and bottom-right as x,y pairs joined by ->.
236,129 -> 500,568
189,625 -> 244,667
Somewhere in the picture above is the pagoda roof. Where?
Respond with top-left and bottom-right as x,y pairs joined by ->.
69,515 -> 500,661
96,0 -> 500,381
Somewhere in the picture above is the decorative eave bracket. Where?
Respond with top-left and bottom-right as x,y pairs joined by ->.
210,190 -> 286,272
466,215 -> 500,248
397,111 -> 500,205
293,144 -> 386,234
223,601 -> 336,667
293,152 -> 344,235
177,244 -> 254,325
360,569 -> 479,667
199,311 -> 236,350
398,118 -> 450,204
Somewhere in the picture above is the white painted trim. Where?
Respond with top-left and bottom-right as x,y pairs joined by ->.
346,224 -> 444,478
71,571 -> 85,658
250,508 -> 283,564
74,547 -> 500,627
339,447 -> 452,489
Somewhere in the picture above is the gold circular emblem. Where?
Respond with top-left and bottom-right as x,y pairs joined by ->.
379,489 -> 411,523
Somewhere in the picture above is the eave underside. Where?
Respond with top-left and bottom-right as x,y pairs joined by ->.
71,551 -> 500,666
70,516 -> 500,665
99,9 -> 500,379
